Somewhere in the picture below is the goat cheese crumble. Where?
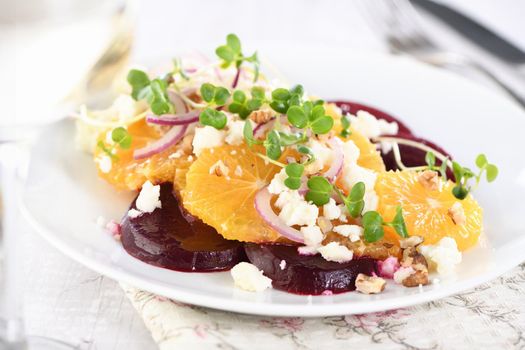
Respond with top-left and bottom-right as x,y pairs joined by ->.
192,126 -> 225,156
230,262 -> 272,292
418,237 -> 462,275
317,242 -> 354,263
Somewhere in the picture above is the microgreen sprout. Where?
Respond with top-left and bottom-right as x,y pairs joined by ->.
451,153 -> 498,200
216,33 -> 260,84
198,83 -> 231,129
333,182 -> 366,218
263,130 -> 282,160
228,87 -> 266,119
362,207 -> 408,243
424,151 -> 448,180
340,115 -> 351,138
287,100 -> 334,135
284,163 -> 304,190
305,176 -> 332,205
269,85 -> 304,114
127,69 -> 173,115
97,127 -> 133,161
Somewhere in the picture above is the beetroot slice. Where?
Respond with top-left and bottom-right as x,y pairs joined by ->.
245,243 -> 378,295
381,132 -> 453,178
121,183 -> 246,272
330,100 -> 413,135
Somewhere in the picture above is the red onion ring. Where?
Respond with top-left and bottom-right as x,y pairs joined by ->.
146,110 -> 200,126
133,124 -> 188,160
168,90 -> 188,114
254,187 -> 304,243
324,137 -> 344,182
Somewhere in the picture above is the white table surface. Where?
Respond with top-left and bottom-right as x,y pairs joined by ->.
18,1 -> 525,348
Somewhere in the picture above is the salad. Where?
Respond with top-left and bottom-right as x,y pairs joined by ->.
77,35 -> 498,295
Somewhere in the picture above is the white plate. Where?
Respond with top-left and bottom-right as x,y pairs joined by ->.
21,47 -> 525,317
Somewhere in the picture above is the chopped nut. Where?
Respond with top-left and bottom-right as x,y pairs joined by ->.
209,160 -> 229,177
181,134 -> 194,154
317,216 -> 333,234
402,269 -> 429,287
448,202 -> 466,225
400,235 -> 424,249
355,274 -> 386,294
187,90 -> 202,103
249,110 -> 273,124
418,170 -> 440,191
401,247 -> 428,268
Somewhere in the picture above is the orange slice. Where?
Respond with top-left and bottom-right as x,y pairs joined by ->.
375,171 -> 483,251
94,119 -> 192,191
182,144 -> 286,243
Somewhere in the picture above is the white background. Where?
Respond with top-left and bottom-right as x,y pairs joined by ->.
17,1 -> 525,348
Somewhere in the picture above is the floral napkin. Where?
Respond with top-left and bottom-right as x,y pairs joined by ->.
121,263 -> 525,349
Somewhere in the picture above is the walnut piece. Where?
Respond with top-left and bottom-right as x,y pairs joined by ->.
355,274 -> 386,294
181,133 -> 194,154
418,170 -> 440,191
402,269 -> 429,287
401,247 -> 428,268
399,235 -> 424,249
249,110 -> 273,124
448,202 -> 466,225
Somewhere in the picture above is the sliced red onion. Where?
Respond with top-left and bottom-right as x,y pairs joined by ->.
146,110 -> 200,126
168,90 -> 188,113
133,124 -> 188,160
324,137 -> 344,182
254,187 -> 304,243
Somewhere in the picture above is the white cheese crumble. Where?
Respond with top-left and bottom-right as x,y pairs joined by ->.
418,237 -> 462,275
274,190 -> 302,209
268,168 -> 288,195
322,198 -> 341,220
279,260 -> 287,270
169,150 -> 183,159
192,126 -> 226,156
127,208 -> 143,218
225,120 -> 245,146
341,164 -> 378,212
300,225 -> 324,246
278,197 -> 319,227
317,242 -> 353,263
304,140 -> 333,174
333,225 -> 363,242
349,110 -> 398,139
342,140 -> 361,166
136,181 -> 162,213
230,262 -> 272,292
98,155 -> 112,174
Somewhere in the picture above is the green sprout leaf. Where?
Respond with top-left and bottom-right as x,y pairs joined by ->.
385,206 -> 409,238
199,108 -> 227,130
425,151 -> 436,169
111,127 -> 132,149
243,120 -> 262,147
486,164 -> 498,182
345,182 -> 365,218
340,115 -> 351,138
284,163 -> 304,190
305,176 -> 332,206
215,34 -> 260,82
362,211 -> 385,243
200,83 -> 215,102
264,130 -> 282,160
475,154 -> 488,168
287,106 -> 308,128
127,69 -> 151,100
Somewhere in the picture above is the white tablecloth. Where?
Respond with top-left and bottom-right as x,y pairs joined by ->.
20,1 -> 525,349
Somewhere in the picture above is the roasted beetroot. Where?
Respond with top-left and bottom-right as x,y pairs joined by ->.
121,183 -> 245,272
245,244 -> 378,295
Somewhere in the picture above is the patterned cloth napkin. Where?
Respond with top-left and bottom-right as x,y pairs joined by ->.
121,263 -> 525,349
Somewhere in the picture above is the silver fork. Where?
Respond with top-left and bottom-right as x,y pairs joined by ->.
359,0 -> 525,109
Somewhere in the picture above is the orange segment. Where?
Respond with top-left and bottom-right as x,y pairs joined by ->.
375,171 -> 483,251
94,119 -> 191,191
326,103 -> 385,172
182,144 -> 286,243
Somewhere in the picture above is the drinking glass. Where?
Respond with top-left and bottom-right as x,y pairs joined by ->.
0,0 -> 135,348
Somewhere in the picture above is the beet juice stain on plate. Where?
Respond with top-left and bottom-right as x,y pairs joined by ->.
120,183 -> 246,272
